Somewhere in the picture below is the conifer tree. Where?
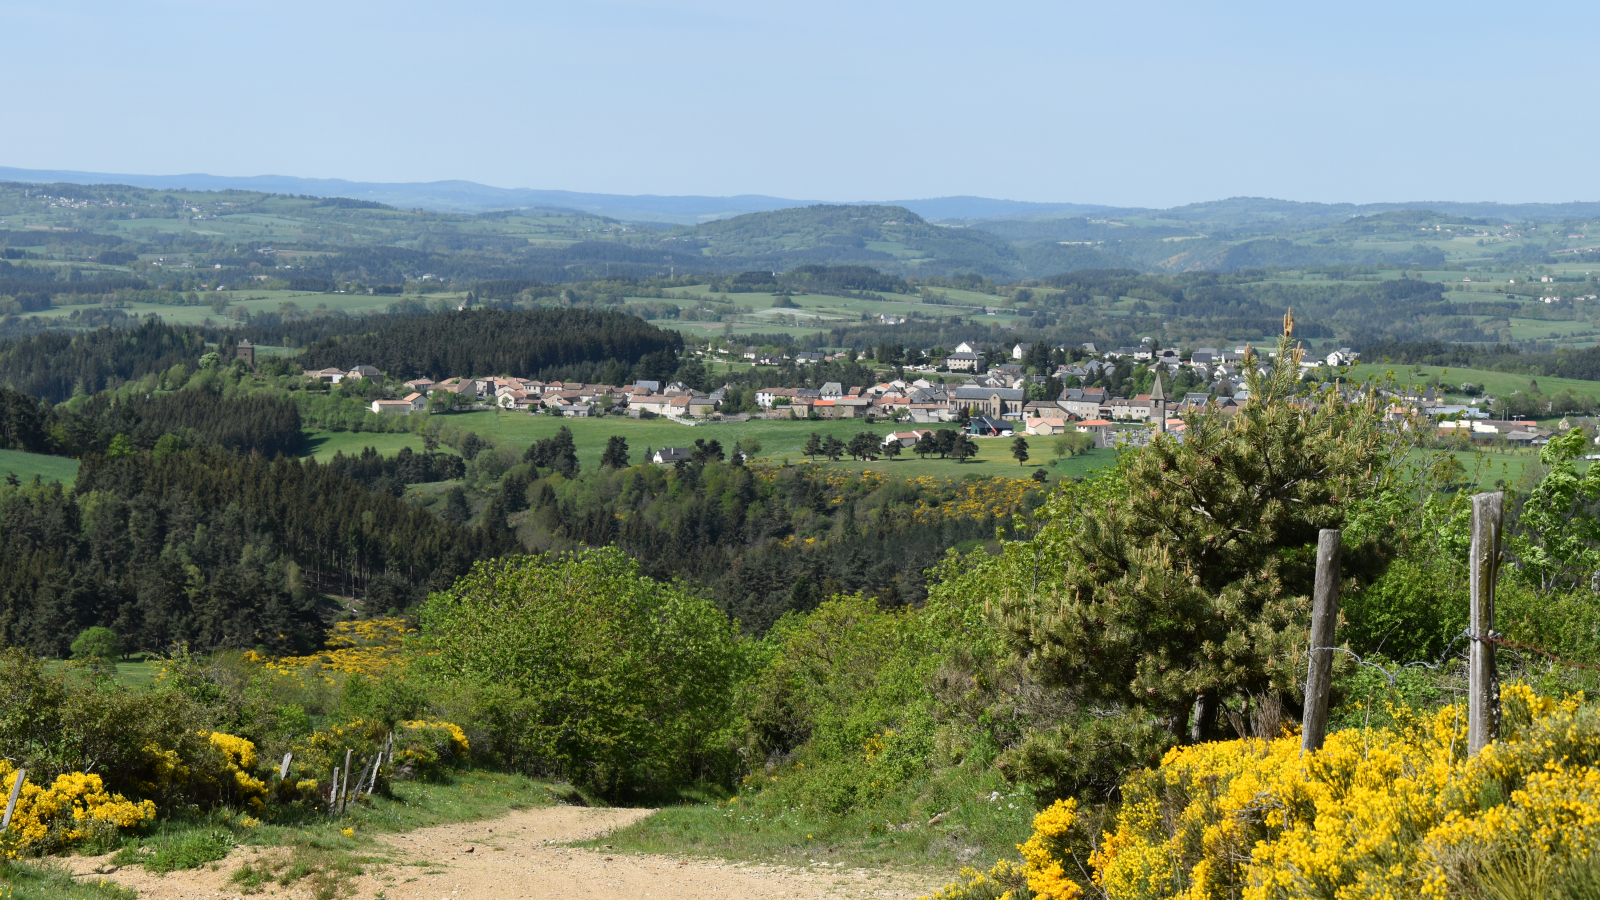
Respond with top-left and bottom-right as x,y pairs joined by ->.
968,316 -> 1399,798
600,435 -> 630,469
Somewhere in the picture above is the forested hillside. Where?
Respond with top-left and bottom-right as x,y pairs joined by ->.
515,457 -> 1036,631
0,384 -> 303,458
296,308 -> 684,381
0,445 -> 511,657
0,318 -> 211,402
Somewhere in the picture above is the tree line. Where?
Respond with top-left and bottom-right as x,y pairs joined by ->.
0,384 -> 304,459
0,318 -> 211,403
0,444 -> 511,658
294,308 -> 684,382
512,449 -> 1033,632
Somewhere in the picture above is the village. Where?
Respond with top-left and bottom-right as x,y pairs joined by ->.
292,331 -> 1555,462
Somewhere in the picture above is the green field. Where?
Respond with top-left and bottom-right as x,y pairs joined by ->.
1345,363 -> 1600,406
305,411 -> 1117,481
46,659 -> 160,688
302,429 -> 437,461
0,449 -> 80,485
646,284 -> 1026,339
24,288 -> 443,330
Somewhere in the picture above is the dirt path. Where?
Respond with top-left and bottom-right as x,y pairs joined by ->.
67,806 -> 943,899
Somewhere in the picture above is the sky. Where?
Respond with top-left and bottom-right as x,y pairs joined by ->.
2,0 -> 1597,207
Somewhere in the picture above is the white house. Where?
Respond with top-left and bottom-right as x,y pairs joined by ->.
883,429 -> 933,448
1026,417 -> 1068,436
945,352 -> 984,372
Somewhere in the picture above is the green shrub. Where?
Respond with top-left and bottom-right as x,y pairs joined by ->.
70,627 -> 119,664
419,548 -> 742,797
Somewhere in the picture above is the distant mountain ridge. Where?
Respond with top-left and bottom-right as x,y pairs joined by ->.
18,166 -> 1582,226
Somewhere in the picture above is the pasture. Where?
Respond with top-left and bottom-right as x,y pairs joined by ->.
0,448 -> 80,485
20,288 -> 431,330
305,410 -> 1116,480
1343,363 -> 1600,407
302,429 -> 439,461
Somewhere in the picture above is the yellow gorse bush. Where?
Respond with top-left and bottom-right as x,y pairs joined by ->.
927,685 -> 1600,900
203,731 -> 269,812
400,720 -> 469,757
248,616 -> 416,681
0,760 -> 155,858
907,476 -> 1032,525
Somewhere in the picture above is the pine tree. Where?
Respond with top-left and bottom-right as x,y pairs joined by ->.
803,432 -> 822,460
950,433 -> 975,462
600,435 -> 630,469
976,318 -> 1398,797
846,432 -> 878,460
1011,436 -> 1030,466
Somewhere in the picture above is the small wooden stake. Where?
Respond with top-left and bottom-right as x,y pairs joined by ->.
1302,529 -> 1342,753
2,768 -> 25,830
1469,491 -> 1504,756
341,749 -> 353,812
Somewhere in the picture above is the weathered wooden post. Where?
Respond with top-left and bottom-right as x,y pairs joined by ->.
340,749 -> 353,813
1469,491 -> 1504,756
2,768 -> 24,831
329,766 -> 340,815
279,752 -> 292,781
1302,528 -> 1342,753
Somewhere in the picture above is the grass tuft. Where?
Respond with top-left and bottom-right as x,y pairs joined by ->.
0,857 -> 136,899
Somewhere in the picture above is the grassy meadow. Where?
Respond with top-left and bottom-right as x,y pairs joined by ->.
340,409 -> 1113,480
1345,362 -> 1600,406
23,288 -> 435,330
303,429 -> 439,461
0,448 -> 80,485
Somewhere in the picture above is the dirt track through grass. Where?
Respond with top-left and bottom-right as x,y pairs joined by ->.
67,805 -> 942,899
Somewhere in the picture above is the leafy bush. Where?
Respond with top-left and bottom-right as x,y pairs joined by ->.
391,720 -> 470,781
420,548 -> 741,796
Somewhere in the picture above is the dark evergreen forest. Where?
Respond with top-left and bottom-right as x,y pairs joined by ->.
294,308 -> 684,381
0,319 -> 210,402
515,458 -> 1021,632
322,446 -> 466,496
0,446 -> 514,658
0,385 -> 303,458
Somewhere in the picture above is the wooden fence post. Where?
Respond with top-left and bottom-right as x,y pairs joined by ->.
2,768 -> 24,831
329,766 -> 339,815
340,749 -> 353,813
279,752 -> 292,781
1469,491 -> 1504,756
1302,528 -> 1342,753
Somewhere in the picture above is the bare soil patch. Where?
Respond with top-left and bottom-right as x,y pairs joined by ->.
66,805 -> 941,899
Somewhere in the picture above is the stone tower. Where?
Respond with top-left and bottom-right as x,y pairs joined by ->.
1150,371 -> 1167,434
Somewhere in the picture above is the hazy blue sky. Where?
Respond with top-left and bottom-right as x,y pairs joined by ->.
3,0 -> 1595,206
